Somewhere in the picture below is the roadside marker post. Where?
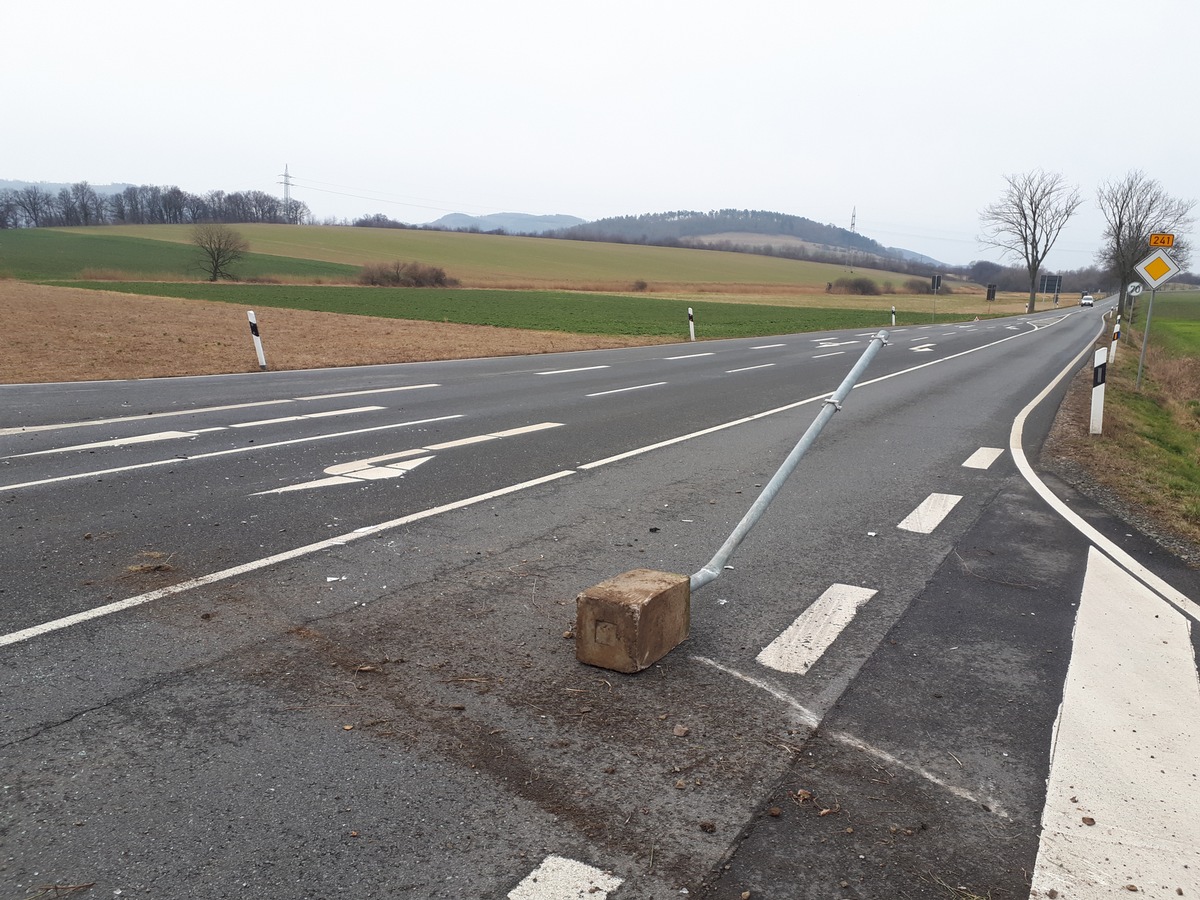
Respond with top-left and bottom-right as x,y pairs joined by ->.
687,307 -> 695,342
247,311 -> 267,370
1110,313 -> 1121,364
891,305 -> 896,327
1090,346 -> 1108,435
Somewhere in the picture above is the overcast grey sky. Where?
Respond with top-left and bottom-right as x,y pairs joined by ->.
7,0 -> 1197,268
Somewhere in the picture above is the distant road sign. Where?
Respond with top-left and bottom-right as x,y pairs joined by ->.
1135,249 -> 1181,289
1127,282 -> 1144,297
1149,233 -> 1175,248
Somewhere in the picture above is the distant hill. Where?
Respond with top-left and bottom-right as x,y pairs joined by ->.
555,209 -> 936,268
427,212 -> 586,234
0,179 -> 135,196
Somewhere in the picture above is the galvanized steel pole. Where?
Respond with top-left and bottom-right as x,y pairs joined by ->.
690,330 -> 889,591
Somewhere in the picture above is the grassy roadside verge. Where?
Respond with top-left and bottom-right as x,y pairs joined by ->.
1045,291 -> 1200,560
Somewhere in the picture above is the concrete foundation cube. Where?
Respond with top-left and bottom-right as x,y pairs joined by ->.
575,568 -> 690,673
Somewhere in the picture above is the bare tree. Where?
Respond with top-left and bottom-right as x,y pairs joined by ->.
191,224 -> 249,281
979,170 -> 1083,313
1096,170 -> 1195,320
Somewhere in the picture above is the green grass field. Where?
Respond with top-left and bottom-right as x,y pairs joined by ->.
46,223 -> 922,288
1141,290 -> 1200,357
55,281 -> 937,337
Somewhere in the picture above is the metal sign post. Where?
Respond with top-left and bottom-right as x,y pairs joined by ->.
1133,246 -> 1180,390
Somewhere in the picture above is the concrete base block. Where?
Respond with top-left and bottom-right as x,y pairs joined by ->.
575,568 -> 690,673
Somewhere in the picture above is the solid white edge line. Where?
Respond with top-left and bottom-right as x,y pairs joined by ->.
1009,326 -> 1200,621
0,470 -> 576,647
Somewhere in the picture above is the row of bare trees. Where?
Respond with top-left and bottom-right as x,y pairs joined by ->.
0,182 -> 311,229
980,169 -> 1194,315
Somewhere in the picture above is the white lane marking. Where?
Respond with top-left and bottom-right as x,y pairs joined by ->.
6,407 -> 389,456
228,406 -> 385,428
584,318 -> 1047,472
757,584 -> 878,675
0,386 -> 438,437
424,434 -> 497,450
663,352 -> 715,360
508,855 -> 622,900
1008,328 -> 1200,621
962,447 -> 1004,469
260,456 -> 435,494
812,351 -> 845,359
1031,548 -> 1200,897
0,415 -> 464,492
690,655 -> 1008,816
535,365 -> 610,375
0,469 -> 576,647
910,344 -> 936,352
751,343 -> 786,349
897,493 -> 962,533
586,382 -> 667,397
6,431 -> 199,457
256,422 -> 564,494
296,385 -> 438,400
726,364 -> 776,373
816,340 -> 859,348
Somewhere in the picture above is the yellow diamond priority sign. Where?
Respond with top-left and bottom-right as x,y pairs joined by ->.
1135,248 -> 1180,289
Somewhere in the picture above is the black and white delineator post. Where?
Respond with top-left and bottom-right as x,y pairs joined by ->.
1090,346 -> 1108,435
891,305 -> 896,326
688,307 -> 695,342
247,311 -> 267,370
1110,312 -> 1121,363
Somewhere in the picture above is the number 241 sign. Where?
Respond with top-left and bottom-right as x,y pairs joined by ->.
1149,233 -> 1175,247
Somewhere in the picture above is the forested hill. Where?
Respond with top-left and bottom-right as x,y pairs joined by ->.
558,209 -> 892,257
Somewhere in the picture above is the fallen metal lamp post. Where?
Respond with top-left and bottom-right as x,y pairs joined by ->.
576,330 -> 890,672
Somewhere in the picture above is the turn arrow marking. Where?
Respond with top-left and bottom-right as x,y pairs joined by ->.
257,455 -> 434,494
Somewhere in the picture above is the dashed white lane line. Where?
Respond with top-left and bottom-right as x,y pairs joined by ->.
535,365 -> 610,375
897,493 -> 962,533
508,855 -> 622,899
726,363 -> 776,373
586,382 -> 667,398
757,584 -> 878,675
812,351 -> 845,359
1030,547 -> 1200,898
663,352 -> 715,360
751,343 -> 786,349
962,447 -> 1004,469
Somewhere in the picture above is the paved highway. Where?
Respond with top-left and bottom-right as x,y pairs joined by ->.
2,303 -> 1197,899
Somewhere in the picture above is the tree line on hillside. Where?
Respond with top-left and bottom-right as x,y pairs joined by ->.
0,182 -> 311,228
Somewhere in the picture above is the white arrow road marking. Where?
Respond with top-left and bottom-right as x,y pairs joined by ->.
508,856 -> 622,900
757,584 -> 878,675
897,493 -> 961,533
254,422 -> 564,495
261,456 -> 434,494
910,344 -> 936,352
1031,547 -> 1200,897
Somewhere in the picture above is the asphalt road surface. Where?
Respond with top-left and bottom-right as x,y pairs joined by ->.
3,302 -> 1198,899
